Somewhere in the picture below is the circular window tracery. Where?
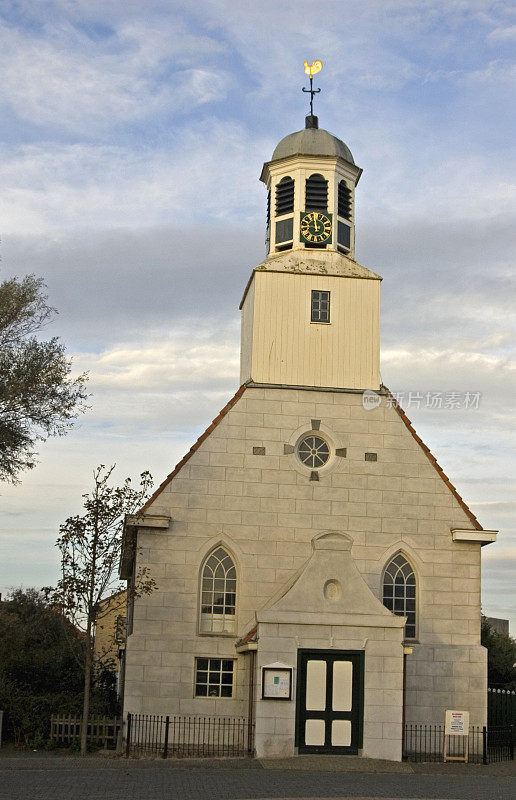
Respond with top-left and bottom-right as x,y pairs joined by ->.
297,435 -> 330,468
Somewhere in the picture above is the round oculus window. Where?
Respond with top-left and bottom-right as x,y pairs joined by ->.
297,435 -> 330,468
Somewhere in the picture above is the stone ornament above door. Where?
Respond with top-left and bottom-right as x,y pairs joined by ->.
257,531 -> 406,630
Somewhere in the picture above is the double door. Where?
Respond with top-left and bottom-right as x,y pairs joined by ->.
296,649 -> 364,754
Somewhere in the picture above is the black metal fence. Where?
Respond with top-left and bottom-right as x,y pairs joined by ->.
125,713 -> 254,758
403,724 -> 514,763
488,688 -> 516,729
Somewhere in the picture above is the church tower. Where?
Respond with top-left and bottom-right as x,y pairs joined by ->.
240,112 -> 381,391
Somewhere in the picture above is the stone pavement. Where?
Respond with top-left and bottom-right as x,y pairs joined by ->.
0,750 -> 514,800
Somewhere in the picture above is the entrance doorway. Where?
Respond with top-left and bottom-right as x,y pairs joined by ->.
295,649 -> 364,754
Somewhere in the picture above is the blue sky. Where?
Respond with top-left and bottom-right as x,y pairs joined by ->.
0,0 -> 515,629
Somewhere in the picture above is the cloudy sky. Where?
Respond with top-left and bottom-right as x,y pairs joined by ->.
0,1 -> 515,629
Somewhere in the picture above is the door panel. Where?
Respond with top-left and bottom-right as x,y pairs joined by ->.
305,718 -> 326,746
332,660 -> 352,711
296,649 -> 364,754
331,719 -> 351,746
306,660 -> 327,710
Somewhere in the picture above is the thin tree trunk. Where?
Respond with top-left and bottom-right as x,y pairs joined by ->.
80,618 -> 93,756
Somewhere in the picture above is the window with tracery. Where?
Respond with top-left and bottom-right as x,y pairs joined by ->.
382,554 -> 416,639
200,547 -> 236,633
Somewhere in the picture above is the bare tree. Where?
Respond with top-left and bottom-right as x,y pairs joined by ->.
46,465 -> 155,755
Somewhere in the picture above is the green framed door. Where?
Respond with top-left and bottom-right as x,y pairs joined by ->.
295,649 -> 364,754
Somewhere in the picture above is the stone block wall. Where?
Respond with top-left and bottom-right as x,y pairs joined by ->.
123,385 -> 487,733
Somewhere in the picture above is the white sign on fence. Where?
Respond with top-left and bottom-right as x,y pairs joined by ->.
444,709 -> 469,736
443,709 -> 470,763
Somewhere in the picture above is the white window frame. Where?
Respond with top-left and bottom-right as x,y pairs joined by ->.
199,546 -> 237,636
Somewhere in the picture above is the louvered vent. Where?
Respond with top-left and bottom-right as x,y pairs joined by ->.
338,180 -> 352,220
305,173 -> 328,211
265,190 -> 271,253
275,176 -> 294,216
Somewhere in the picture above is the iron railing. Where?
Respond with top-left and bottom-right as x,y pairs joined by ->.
488,688 -> 516,729
403,723 -> 514,763
125,713 -> 254,758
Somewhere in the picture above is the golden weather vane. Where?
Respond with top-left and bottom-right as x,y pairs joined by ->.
302,60 -> 323,116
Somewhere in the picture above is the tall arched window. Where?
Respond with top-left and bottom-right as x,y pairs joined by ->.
305,173 -> 328,211
200,547 -> 237,633
382,554 -> 416,639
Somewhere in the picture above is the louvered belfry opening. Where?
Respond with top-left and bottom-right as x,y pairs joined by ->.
265,190 -> 271,253
338,180 -> 352,220
305,173 -> 328,212
275,176 -> 294,216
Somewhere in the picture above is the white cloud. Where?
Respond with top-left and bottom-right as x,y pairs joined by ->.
488,24 -> 516,42
0,120 -> 267,233
0,16 -> 228,134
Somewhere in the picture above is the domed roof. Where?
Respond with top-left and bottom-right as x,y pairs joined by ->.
271,125 -> 354,165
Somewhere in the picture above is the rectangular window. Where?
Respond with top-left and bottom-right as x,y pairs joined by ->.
311,290 -> 330,323
337,221 -> 351,250
275,217 -> 293,244
195,657 -> 234,698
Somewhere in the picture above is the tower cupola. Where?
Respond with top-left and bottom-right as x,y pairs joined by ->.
261,115 -> 362,259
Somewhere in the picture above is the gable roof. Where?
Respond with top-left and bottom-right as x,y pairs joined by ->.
141,384 -> 247,512
385,388 -> 483,531
140,381 -> 482,532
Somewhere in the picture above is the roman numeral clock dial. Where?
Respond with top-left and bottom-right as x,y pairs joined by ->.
300,211 -> 332,244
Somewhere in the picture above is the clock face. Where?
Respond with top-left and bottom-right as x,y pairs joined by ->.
300,211 -> 332,244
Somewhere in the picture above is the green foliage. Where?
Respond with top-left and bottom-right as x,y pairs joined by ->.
0,588 -> 84,743
0,588 -> 119,745
0,274 -> 88,482
481,617 -> 516,689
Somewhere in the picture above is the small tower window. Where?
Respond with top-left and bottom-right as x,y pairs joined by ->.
337,221 -> 351,252
275,176 -> 294,216
338,180 -> 352,220
382,554 -> 416,640
311,290 -> 330,323
305,173 -> 328,212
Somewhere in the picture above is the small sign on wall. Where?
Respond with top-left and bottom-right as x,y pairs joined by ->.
262,663 -> 293,700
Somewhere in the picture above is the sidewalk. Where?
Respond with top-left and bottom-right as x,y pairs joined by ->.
1,747 -> 514,776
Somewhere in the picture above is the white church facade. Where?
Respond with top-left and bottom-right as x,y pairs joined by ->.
120,111 -> 497,761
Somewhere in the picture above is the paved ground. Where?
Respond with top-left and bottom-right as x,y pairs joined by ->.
0,750 -> 514,800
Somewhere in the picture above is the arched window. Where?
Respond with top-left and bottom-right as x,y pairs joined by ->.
305,173 -> 328,211
200,547 -> 236,633
275,176 -> 294,216
382,554 -> 416,639
338,180 -> 352,220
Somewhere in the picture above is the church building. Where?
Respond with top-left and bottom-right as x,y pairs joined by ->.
120,99 -> 498,760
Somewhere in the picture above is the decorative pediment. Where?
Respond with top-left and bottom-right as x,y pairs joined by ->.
257,531 -> 404,629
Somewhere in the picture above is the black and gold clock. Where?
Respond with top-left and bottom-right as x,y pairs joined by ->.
300,211 -> 332,245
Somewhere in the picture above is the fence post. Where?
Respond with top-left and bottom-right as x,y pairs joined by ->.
163,716 -> 170,759
482,725 -> 487,765
510,725 -> 514,761
125,713 -> 132,758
